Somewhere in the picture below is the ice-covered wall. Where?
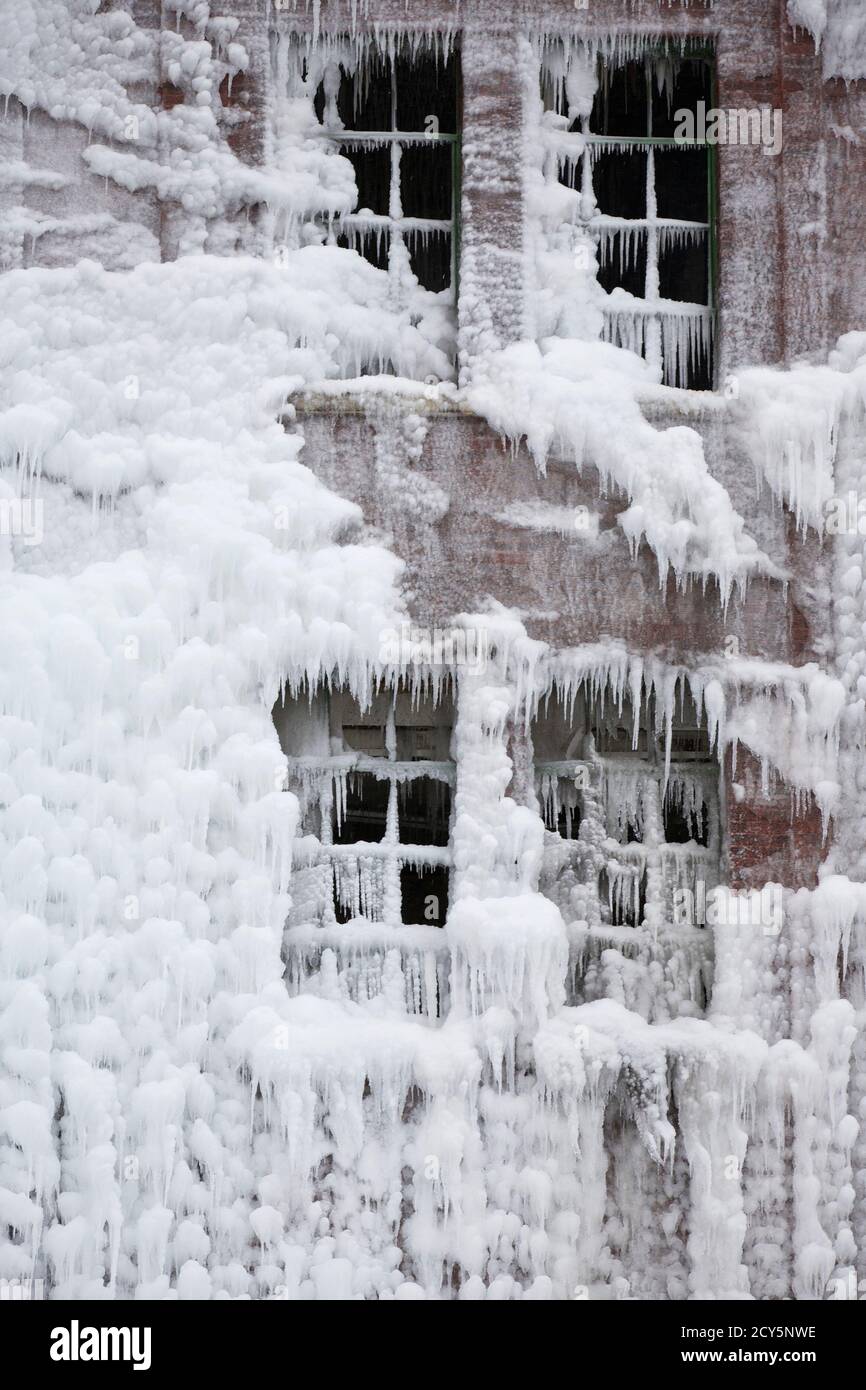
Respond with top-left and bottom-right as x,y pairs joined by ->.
2,0 -> 866,1302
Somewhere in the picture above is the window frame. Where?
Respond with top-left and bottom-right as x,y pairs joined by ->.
545,39 -> 718,389
534,669 -> 722,938
285,688 -> 455,929
312,39 -> 463,302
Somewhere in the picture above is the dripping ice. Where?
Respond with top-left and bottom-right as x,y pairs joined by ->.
0,0 -> 866,1306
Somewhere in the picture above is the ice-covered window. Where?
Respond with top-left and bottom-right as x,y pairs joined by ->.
534,687 -> 720,930
542,40 -> 715,389
280,33 -> 461,298
274,681 -> 454,929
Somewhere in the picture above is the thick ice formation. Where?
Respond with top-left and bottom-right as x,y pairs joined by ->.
788,0 -> 866,81
731,335 -> 866,536
1,0 -> 866,1304
0,253 -> 432,1299
467,340 -> 780,599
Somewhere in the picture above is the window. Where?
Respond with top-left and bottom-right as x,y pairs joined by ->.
542,41 -> 716,389
274,681 -> 454,929
303,35 -> 461,298
533,687 -> 720,930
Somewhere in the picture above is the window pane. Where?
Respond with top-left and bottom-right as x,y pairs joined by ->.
332,772 -> 389,843
341,723 -> 388,756
590,59 -> 648,136
400,864 -> 449,925
407,231 -> 451,295
398,777 -> 451,846
395,44 -> 458,133
650,57 -> 712,138
655,148 -> 709,223
597,225 -> 647,299
337,225 -> 390,272
400,141 -> 452,221
395,721 -> 451,761
313,53 -> 392,131
340,143 -> 391,217
658,235 -> 708,305
592,149 -> 647,221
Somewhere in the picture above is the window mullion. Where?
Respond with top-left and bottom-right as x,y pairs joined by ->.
640,773 -> 665,931
579,113 -> 594,224
319,774 -> 338,926
381,699 -> 402,926
450,129 -> 460,302
643,61 -> 662,379
386,59 -> 404,302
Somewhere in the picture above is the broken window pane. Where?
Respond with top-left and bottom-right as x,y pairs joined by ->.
663,794 -> 710,846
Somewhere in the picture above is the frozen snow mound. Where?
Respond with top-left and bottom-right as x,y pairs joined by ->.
0,251 -> 422,1299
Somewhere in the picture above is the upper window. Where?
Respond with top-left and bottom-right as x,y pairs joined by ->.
542,42 -> 716,389
306,35 -> 461,298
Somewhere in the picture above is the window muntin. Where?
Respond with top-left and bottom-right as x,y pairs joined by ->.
542,42 -> 716,389
309,35 -> 461,299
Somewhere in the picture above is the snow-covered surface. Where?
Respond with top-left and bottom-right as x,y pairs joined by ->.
1,0 -> 866,1304
788,0 -> 866,81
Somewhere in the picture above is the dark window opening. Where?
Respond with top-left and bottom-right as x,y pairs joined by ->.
314,54 -> 391,130
398,778 -> 451,846
401,864 -> 449,925
407,231 -> 451,296
650,59 -> 712,139
592,150 -> 648,220
333,880 -> 354,925
338,144 -> 390,218
663,796 -> 709,846
557,800 -> 582,841
532,685 -> 720,931
600,867 -> 646,928
394,46 -> 458,134
591,59 -> 649,135
332,772 -> 389,843
588,55 -> 712,141
655,147 -> 709,223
